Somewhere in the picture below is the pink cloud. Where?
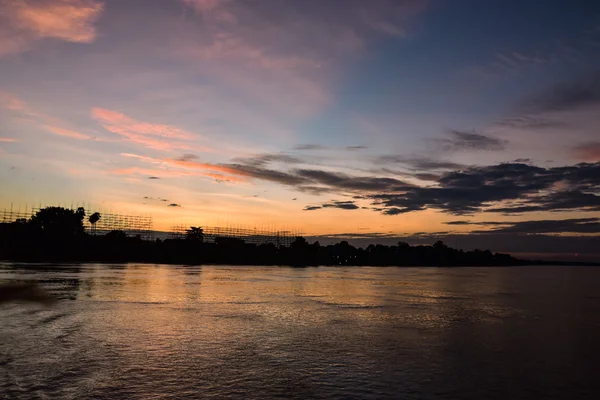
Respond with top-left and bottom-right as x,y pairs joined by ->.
0,0 -> 104,57
2,92 -> 104,142
0,92 -> 27,112
46,125 -> 91,140
117,153 -> 249,182
573,142 -> 600,162
165,158 -> 249,177
177,0 -> 428,118
0,137 -> 19,143
92,107 -> 211,152
91,108 -> 194,140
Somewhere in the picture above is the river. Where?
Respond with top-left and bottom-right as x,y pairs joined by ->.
1,264 -> 599,399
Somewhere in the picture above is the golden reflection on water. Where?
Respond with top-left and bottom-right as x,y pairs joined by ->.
2,264 -> 600,398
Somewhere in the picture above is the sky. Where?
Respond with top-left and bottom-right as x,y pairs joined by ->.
1,0 -> 599,260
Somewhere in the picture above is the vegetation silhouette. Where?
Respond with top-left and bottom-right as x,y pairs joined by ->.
88,212 -> 101,235
0,206 -> 523,266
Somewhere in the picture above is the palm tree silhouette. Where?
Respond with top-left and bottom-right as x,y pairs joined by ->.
89,212 -> 101,235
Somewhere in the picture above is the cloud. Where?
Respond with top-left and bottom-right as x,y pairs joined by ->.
176,0 -> 429,118
438,130 -> 507,151
293,169 -> 413,193
304,200 -> 360,211
0,138 -> 18,143
0,92 -> 27,112
120,147 -> 600,218
366,162 -> 600,216
572,142 -> 600,162
304,205 -> 322,211
92,108 -> 208,152
484,190 -> 600,214
231,153 -> 304,167
445,218 -> 600,235
468,22 -> 600,82
344,145 -> 368,151
45,126 -> 91,140
167,203 -> 181,207
148,176 -> 160,180
176,153 -> 200,162
522,71 -> 600,113
92,108 -> 194,140
494,116 -> 570,130
0,0 -> 104,57
294,144 -> 327,151
294,144 -> 368,152
375,155 -> 465,171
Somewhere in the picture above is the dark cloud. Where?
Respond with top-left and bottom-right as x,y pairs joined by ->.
382,205 -> 425,215
344,145 -> 368,151
295,169 -> 413,192
523,71 -> 600,113
485,190 -> 600,214
322,201 -> 359,210
148,176 -> 160,180
375,155 -> 464,171
304,205 -> 322,211
445,218 -> 600,235
176,154 -> 199,162
439,130 -> 507,151
294,144 -> 368,152
366,162 -> 600,215
445,221 -> 471,225
232,153 -> 303,167
228,164 -> 308,186
294,144 -> 327,151
304,200 -> 359,211
221,154 -> 599,217
167,203 -> 181,207
413,173 -> 440,181
495,116 -> 569,130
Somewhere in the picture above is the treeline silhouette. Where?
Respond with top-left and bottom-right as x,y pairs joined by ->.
0,207 -> 521,266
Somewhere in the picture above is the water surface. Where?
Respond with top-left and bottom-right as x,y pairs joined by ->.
1,264 -> 599,399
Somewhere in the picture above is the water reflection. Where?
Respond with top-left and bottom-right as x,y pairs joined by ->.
1,264 -> 599,399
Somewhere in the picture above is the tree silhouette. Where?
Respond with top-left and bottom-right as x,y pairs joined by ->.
89,212 -> 101,235
29,206 -> 86,237
0,206 -> 524,266
186,226 -> 204,242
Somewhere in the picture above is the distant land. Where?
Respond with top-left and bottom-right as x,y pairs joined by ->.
1,207 -> 598,267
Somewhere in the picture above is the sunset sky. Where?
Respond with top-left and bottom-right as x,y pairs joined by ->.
1,0 -> 599,259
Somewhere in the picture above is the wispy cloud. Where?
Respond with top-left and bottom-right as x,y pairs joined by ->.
468,21 -> 600,80
0,0 -> 104,57
0,138 -> 19,143
294,144 -> 369,152
521,71 -> 600,113
92,108 -> 210,152
437,130 -> 507,152
176,0 -> 429,118
45,126 -> 91,140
